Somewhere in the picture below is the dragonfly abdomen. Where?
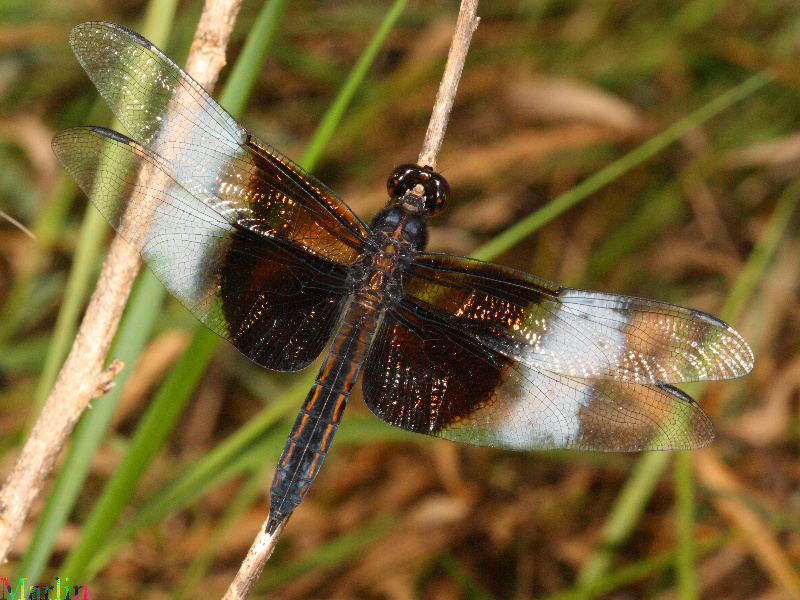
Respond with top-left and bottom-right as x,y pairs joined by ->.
268,295 -> 383,532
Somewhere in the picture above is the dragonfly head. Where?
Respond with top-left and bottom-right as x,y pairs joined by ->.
387,163 -> 449,217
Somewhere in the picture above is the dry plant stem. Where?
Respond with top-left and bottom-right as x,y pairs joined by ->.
0,239 -> 143,564
184,0 -> 243,91
417,0 -> 480,170
222,519 -> 287,600
221,3 -> 480,599
0,209 -> 36,240
0,0 -> 243,564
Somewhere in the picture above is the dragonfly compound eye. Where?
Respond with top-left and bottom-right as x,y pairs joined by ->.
387,163 -> 449,216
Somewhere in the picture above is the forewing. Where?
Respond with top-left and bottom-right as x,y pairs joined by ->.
402,254 -> 754,385
68,21 -> 369,264
52,126 -> 351,371
362,303 -> 714,451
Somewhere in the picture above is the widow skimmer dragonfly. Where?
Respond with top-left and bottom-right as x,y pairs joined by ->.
53,22 -> 754,533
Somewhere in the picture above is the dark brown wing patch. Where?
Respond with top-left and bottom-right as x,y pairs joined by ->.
52,127 -> 351,371
362,301 -> 715,451
403,254 -> 754,384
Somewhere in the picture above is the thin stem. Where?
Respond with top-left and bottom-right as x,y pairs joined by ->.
417,0 -> 479,170
0,209 -> 35,239
0,0 -> 243,565
222,520 -> 288,600
222,2 -> 480,598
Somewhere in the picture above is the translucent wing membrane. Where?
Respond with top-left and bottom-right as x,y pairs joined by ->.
52,126 -> 351,371
69,21 -> 369,264
56,20 -> 755,462
402,254 -> 754,385
361,252 -> 753,450
363,303 -> 715,451
55,21 -> 757,533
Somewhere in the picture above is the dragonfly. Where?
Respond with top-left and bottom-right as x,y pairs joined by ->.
52,21 -> 754,533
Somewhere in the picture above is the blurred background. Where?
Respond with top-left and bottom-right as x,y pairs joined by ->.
1,0 -> 798,598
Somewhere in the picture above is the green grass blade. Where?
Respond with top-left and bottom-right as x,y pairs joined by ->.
15,270 -> 166,583
61,327 -> 219,580
472,70 -> 774,263
259,513 -> 397,591
14,11 -> 179,583
572,121 -> 799,599
544,531 -> 735,600
0,175 -> 81,345
300,0 -> 408,171
0,97 -> 109,347
218,0 -> 290,116
140,0 -> 180,51
719,175 -> 800,323
172,461 -> 274,600
58,0 -> 295,577
583,183 -> 685,283
84,375 -> 312,579
575,451 -> 672,591
675,451 -> 698,600
32,208 -> 108,407
80,0 -> 410,578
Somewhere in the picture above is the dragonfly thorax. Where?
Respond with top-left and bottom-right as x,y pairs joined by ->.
369,205 -> 428,250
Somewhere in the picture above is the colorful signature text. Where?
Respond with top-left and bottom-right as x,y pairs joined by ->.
1,577 -> 88,600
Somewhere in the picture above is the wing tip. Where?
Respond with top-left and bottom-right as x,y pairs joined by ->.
690,309 -> 755,377
657,381 -> 695,404
70,21 -> 152,50
656,381 -> 716,450
51,126 -> 136,166
69,22 -> 169,79
90,126 -> 133,145
690,308 -> 729,330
